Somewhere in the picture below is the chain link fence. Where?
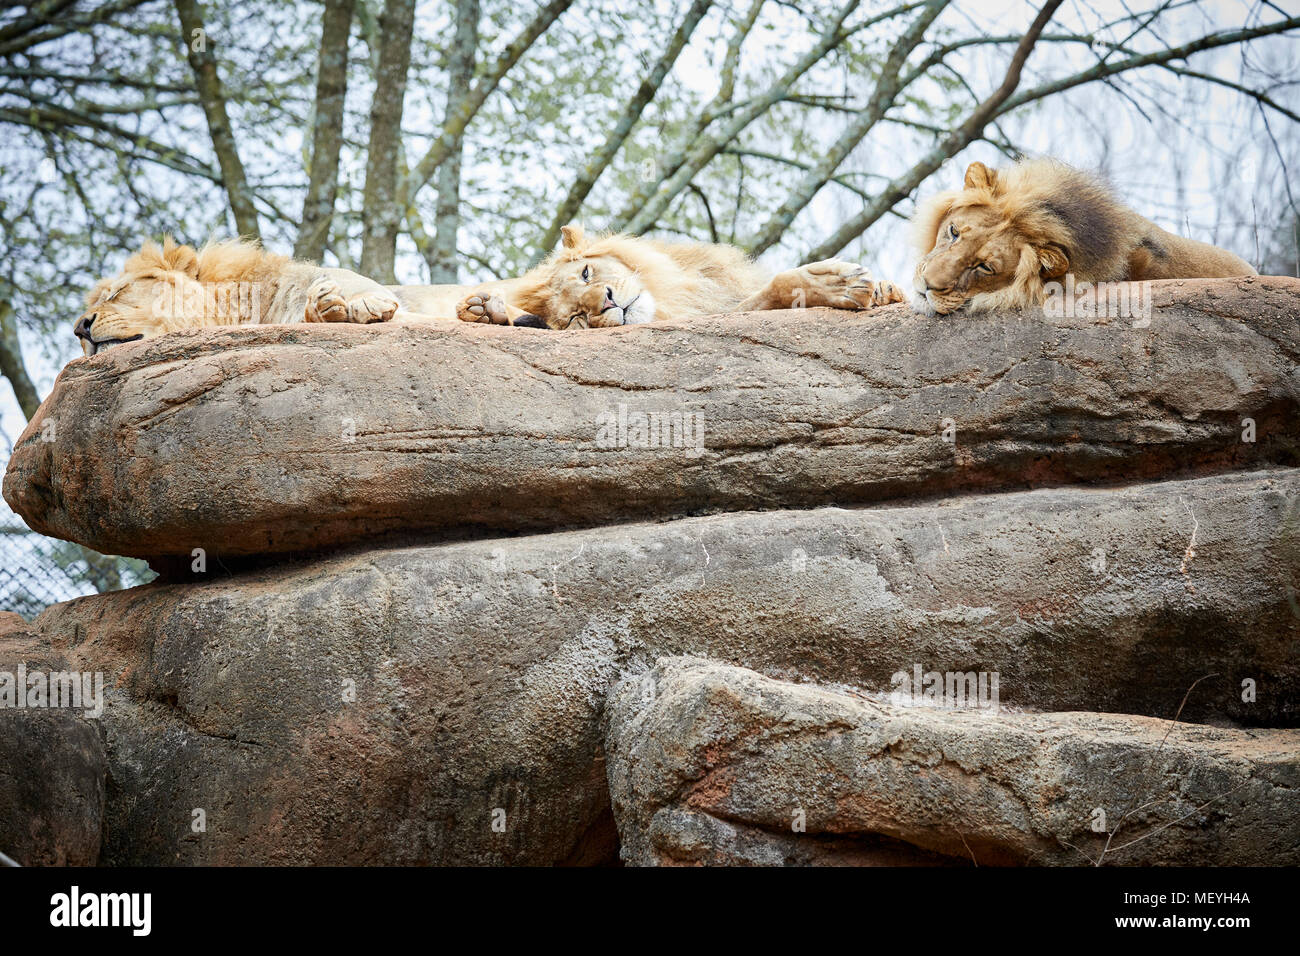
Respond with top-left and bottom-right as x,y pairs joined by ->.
0,495 -> 154,619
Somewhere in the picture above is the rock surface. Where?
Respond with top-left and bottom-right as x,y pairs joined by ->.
0,613 -> 106,866
605,658 -> 1300,866
6,277 -> 1299,560
3,468 -> 1297,864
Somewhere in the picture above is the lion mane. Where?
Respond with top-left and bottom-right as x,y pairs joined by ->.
911,158 -> 1257,315
76,237 -> 318,352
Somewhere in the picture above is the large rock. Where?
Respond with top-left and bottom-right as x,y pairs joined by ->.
5,468 -> 1297,864
6,277 -> 1299,560
605,658 -> 1300,866
0,612 -> 106,866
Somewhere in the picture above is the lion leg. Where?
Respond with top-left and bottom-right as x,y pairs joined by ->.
739,260 -> 901,312
306,277 -> 351,323
870,279 -> 907,306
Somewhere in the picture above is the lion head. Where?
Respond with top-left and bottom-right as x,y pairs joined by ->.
75,238 -> 286,355
511,225 -> 664,329
910,160 -> 1108,316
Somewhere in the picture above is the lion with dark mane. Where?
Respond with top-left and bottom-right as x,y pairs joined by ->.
911,158 -> 1256,316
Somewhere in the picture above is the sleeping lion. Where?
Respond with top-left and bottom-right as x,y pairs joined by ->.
72,225 -> 904,354
911,158 -> 1256,315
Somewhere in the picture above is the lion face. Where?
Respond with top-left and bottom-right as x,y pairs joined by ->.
515,225 -> 656,329
911,162 -> 1069,316
75,271 -> 212,357
73,239 -> 212,356
913,205 -> 1029,315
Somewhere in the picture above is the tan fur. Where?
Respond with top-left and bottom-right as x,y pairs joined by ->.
911,159 -> 1257,315
483,224 -> 904,329
75,228 -> 905,353
75,237 -> 435,355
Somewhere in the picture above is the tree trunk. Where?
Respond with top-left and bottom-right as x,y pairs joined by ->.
173,0 -> 261,240
428,0 -> 479,284
295,0 -> 356,262
359,0 -> 417,283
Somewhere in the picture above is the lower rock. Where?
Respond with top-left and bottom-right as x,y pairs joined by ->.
0,613 -> 106,866
5,468 -> 1298,865
605,658 -> 1300,866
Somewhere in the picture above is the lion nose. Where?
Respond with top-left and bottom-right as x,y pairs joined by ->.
74,313 -> 96,341
604,287 -> 616,308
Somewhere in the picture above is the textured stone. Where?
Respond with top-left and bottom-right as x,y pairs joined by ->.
6,468 -> 1298,864
6,277 -> 1299,560
0,612 -> 106,866
605,658 -> 1300,866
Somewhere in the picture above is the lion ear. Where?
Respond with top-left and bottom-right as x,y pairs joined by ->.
560,224 -> 585,250
1037,244 -> 1070,280
964,162 -> 997,191
160,236 -> 201,277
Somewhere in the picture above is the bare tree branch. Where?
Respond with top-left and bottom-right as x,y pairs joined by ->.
0,0 -> 151,58
995,16 -> 1300,117
615,0 -> 870,235
804,12 -> 1300,262
803,0 -> 1072,261
605,0 -> 767,236
533,0 -> 715,261
744,0 -> 948,256
0,103 -> 220,181
405,0 -> 576,201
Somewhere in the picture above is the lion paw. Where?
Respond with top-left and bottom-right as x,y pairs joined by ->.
794,259 -> 886,310
871,280 -> 907,306
347,290 -> 399,324
306,281 -> 398,324
306,278 -> 350,323
457,292 -> 511,325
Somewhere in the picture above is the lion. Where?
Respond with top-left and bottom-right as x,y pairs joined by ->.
73,228 -> 905,354
454,224 -> 905,330
910,158 -> 1257,316
74,238 -> 407,356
